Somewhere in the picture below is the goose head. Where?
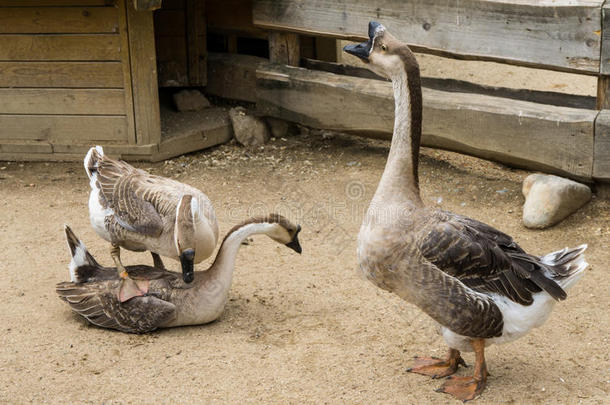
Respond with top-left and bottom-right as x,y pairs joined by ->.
175,194 -> 198,283
344,21 -> 415,80
261,214 -> 302,254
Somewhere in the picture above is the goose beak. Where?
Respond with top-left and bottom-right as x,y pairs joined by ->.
285,225 -> 302,254
180,248 -> 195,283
343,21 -> 384,62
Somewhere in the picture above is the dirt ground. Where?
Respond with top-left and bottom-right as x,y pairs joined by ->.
0,127 -> 608,404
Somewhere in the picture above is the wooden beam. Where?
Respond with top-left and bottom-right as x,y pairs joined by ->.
0,62 -> 123,88
0,7 -> 119,34
133,0 -> 162,11
0,34 -> 121,61
253,0 -> 603,74
126,1 -> 161,145
206,53 -> 266,103
594,109 -> 610,181
269,31 -> 300,66
256,64 -> 596,180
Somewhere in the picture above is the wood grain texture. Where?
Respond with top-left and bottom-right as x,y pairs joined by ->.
0,6 -> 119,33
269,31 -> 300,66
594,109 -> 610,181
186,0 -> 206,86
126,2 -> 161,145
0,62 -> 123,88
133,0 -> 162,10
206,53 -> 266,103
0,34 -> 121,61
117,0 -> 136,144
256,64 -> 595,180
0,1 -> 112,5
600,3 -> 610,75
0,115 -> 128,141
253,0 -> 602,73
0,88 -> 126,115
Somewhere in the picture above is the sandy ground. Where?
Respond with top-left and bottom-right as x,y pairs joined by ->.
0,129 -> 608,404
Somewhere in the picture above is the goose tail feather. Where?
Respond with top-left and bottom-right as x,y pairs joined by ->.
540,244 -> 588,292
84,145 -> 104,179
64,225 -> 101,283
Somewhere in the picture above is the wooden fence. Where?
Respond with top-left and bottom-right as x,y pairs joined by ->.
224,0 -> 610,186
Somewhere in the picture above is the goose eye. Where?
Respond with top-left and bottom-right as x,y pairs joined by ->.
381,44 -> 387,51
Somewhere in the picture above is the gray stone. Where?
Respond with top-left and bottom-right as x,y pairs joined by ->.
173,89 -> 211,112
522,174 -> 591,229
229,107 -> 270,146
266,117 -> 290,138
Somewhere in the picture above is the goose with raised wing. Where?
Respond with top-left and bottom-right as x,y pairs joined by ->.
84,146 -> 219,302
344,22 -> 588,401
57,215 -> 302,333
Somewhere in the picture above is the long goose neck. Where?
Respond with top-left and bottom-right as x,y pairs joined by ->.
197,222 -> 276,288
374,57 -> 423,206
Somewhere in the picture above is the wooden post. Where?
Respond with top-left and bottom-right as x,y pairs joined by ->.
598,3 -> 610,109
186,0 -> 207,86
268,31 -> 300,66
126,1 -> 161,145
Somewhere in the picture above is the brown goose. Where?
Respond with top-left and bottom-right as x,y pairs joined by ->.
84,146 -> 219,302
344,22 -> 588,401
57,215 -> 301,333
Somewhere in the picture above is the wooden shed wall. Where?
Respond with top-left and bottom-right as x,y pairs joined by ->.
0,0 -> 136,157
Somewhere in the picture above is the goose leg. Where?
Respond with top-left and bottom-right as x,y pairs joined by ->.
436,339 -> 487,402
151,252 -> 165,269
407,348 -> 466,378
110,244 -> 148,302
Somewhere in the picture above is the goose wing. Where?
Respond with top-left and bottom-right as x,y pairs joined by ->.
418,211 -> 566,305
94,158 -> 164,237
56,282 -> 175,333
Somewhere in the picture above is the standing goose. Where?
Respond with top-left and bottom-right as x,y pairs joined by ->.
57,215 -> 302,333
84,146 -> 219,302
345,22 -> 588,401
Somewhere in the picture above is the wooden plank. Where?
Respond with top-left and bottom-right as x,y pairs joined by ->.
206,53 -> 266,103
126,1 -> 161,145
207,0 -> 265,37
315,37 -> 339,62
0,35 -> 121,61
0,1 -> 111,5
0,7 -> 119,34
0,62 -> 123,88
253,0 -> 603,74
186,0 -> 206,86
0,115 -> 128,141
0,88 -> 126,115
133,0 -> 162,10
594,109 -> 610,181
597,76 -> 610,109
256,64 -> 595,180
153,10 -> 185,36
269,31 -> 300,66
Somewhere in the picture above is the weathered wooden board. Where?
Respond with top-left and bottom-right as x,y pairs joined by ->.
600,3 -> 610,75
0,35 -> 121,61
0,88 -> 125,115
155,36 -> 188,86
0,7 -> 119,34
253,0 -> 603,74
269,31 -> 300,66
0,115 -> 128,141
116,0 -> 136,144
0,62 -> 123,88
594,110 -> 610,181
0,1 -> 110,5
256,65 -> 595,180
186,0 -> 206,86
206,53 -> 266,103
126,3 -> 161,145
207,0 -> 265,37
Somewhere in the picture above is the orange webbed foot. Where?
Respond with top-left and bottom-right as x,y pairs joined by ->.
118,277 -> 149,303
436,375 -> 486,402
407,350 -> 466,379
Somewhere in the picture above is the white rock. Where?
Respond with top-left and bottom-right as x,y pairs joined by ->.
522,174 -> 591,229
173,89 -> 211,112
229,107 -> 270,146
